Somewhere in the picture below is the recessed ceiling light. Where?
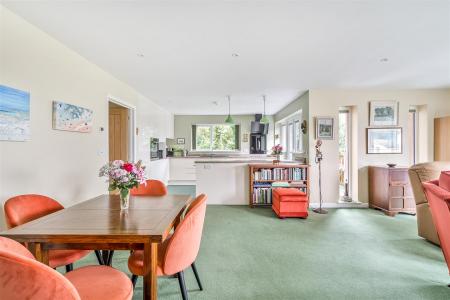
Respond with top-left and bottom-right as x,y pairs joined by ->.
137,53 -> 145,58
380,57 -> 389,62
212,101 -> 218,106
231,53 -> 239,57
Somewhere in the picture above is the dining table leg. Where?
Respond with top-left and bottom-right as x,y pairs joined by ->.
143,242 -> 158,300
29,242 -> 49,265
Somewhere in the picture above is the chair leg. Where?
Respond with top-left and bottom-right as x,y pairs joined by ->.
106,250 -> 114,266
177,271 -> 188,300
94,250 -> 104,265
131,275 -> 138,288
65,263 -> 73,273
191,262 -> 203,291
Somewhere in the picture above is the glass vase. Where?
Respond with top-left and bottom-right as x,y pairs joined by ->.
119,188 -> 130,210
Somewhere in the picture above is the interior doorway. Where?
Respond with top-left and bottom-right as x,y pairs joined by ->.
108,100 -> 134,162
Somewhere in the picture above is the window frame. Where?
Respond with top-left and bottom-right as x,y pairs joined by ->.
191,123 -> 241,152
276,111 -> 303,159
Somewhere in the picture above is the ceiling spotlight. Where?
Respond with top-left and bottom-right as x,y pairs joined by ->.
380,57 -> 389,62
137,53 -> 145,58
212,101 -> 218,106
231,53 -> 239,57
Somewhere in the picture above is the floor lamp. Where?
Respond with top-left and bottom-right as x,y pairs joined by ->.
313,139 -> 328,214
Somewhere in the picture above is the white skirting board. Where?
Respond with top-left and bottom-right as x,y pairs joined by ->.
309,202 -> 369,208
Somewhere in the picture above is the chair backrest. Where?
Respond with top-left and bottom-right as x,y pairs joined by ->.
130,179 -> 168,196
4,194 -> 64,229
422,181 -> 450,273
0,237 -> 80,300
409,162 -> 450,205
162,194 -> 207,275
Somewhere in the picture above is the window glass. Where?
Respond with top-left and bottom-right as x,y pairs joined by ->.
280,124 -> 287,151
288,122 -> 294,153
193,124 -> 239,151
295,120 -> 301,152
196,126 -> 211,151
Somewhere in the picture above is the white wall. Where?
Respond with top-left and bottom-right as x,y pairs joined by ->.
307,89 -> 450,205
173,115 -> 275,154
0,6 -> 173,229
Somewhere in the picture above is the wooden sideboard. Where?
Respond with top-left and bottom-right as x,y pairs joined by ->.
368,166 -> 415,217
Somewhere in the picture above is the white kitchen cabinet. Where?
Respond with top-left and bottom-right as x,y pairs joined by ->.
169,158 -> 197,184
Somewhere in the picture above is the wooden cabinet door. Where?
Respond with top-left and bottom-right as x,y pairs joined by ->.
435,116 -> 450,161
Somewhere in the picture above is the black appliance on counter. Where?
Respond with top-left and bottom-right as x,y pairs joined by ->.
250,114 -> 268,154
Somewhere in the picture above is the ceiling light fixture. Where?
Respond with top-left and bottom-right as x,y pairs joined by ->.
260,95 -> 269,124
137,53 -> 145,58
380,57 -> 389,62
231,53 -> 239,57
224,95 -> 234,124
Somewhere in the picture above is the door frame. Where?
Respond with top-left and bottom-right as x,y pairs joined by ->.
107,95 -> 136,162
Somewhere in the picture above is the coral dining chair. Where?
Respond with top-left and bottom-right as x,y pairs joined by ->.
4,194 -> 103,270
0,237 -> 133,300
130,179 -> 168,196
128,194 -> 207,300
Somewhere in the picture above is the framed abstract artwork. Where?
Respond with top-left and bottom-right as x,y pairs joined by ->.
52,101 -> 93,133
369,101 -> 398,126
315,117 -> 334,140
0,84 -> 30,141
367,127 -> 402,154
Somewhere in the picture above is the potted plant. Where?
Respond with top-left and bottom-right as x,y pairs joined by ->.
271,144 -> 283,164
99,160 -> 147,210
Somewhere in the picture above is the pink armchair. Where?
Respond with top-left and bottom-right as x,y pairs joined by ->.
422,171 -> 450,282
0,237 -> 133,300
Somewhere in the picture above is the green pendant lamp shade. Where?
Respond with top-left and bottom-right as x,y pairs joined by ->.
260,95 -> 270,124
225,95 -> 234,124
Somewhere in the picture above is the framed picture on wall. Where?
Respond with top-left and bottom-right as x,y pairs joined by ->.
315,117 -> 334,139
176,138 -> 185,144
369,100 -> 398,126
367,127 -> 402,154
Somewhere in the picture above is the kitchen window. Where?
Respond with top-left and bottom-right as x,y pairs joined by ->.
192,124 -> 240,151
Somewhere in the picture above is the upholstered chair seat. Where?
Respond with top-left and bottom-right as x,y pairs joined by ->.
131,179 -> 168,196
0,237 -> 133,300
128,194 -> 207,300
4,194 -> 98,269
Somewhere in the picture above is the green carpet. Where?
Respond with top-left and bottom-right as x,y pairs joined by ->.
71,207 -> 450,299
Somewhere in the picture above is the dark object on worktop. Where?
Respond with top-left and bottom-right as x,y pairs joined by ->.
387,163 -> 397,168
250,134 -> 267,154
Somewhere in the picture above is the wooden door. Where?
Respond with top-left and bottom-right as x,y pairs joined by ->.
109,104 -> 129,161
434,116 -> 450,161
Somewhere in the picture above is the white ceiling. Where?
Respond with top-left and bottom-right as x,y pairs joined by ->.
3,0 -> 450,115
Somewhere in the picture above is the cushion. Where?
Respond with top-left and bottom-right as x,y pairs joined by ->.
65,266 -> 133,300
439,171 -> 450,192
273,188 -> 306,196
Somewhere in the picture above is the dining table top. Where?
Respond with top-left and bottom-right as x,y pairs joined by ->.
0,194 -> 192,243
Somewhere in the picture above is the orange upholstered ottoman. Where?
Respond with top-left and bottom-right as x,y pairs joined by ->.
272,188 -> 309,218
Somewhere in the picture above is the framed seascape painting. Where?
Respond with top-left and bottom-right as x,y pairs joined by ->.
52,101 -> 93,133
369,101 -> 398,126
315,117 -> 334,140
367,128 -> 402,154
0,85 -> 30,141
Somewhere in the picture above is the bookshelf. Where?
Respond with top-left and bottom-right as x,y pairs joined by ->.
249,163 -> 309,208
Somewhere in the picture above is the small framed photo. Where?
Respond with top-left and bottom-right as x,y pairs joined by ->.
369,101 -> 398,126
367,127 -> 402,154
315,117 -> 334,139
176,138 -> 185,144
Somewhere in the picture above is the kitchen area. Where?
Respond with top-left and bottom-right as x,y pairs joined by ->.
147,113 -> 306,204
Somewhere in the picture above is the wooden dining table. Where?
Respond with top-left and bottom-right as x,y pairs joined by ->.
0,193 -> 192,300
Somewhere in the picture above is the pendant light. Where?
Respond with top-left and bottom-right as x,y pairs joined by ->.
225,95 -> 234,124
260,95 -> 270,124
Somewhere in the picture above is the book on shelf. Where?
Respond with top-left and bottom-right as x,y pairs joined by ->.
253,167 -> 307,181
